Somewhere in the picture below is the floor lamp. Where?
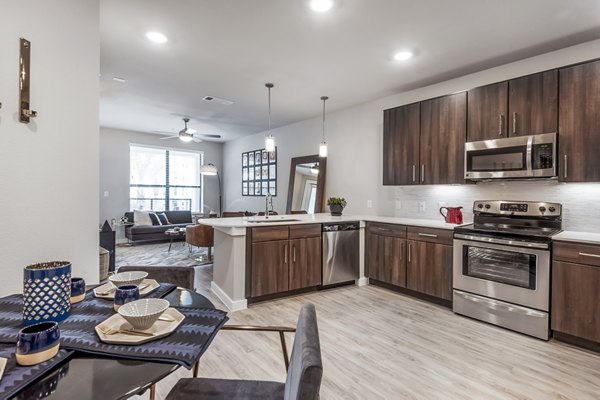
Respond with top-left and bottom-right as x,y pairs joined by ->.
200,163 -> 222,217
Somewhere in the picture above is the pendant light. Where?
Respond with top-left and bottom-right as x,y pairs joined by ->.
319,96 -> 329,157
265,83 -> 276,153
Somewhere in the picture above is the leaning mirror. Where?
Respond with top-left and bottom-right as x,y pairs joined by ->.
286,155 -> 327,214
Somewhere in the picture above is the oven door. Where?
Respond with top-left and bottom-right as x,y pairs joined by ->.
453,236 -> 550,311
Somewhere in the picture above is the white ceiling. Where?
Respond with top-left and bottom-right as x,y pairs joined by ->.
100,0 -> 600,142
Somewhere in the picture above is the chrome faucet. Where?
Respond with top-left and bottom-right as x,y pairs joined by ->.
265,193 -> 274,219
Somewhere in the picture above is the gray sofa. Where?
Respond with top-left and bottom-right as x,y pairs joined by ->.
124,210 -> 192,243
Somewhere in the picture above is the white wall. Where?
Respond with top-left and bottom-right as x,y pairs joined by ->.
223,39 -> 600,232
0,1 -> 99,295
99,127 -> 224,226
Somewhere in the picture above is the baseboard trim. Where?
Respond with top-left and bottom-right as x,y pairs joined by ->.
357,277 -> 369,286
210,281 -> 247,312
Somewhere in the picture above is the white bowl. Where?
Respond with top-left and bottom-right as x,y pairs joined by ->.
109,271 -> 148,288
118,298 -> 170,330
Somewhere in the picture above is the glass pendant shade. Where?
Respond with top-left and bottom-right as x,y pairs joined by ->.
265,135 -> 275,152
319,141 -> 328,157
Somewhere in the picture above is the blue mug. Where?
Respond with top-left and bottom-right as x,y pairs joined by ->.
70,277 -> 86,304
114,285 -> 139,311
16,321 -> 61,366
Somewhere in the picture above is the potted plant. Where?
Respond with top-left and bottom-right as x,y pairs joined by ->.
327,197 -> 347,216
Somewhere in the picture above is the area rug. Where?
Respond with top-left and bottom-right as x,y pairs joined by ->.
116,241 -> 209,268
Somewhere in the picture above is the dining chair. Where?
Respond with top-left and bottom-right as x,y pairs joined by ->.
166,303 -> 322,400
185,224 -> 214,260
290,210 -> 308,214
221,211 -> 246,218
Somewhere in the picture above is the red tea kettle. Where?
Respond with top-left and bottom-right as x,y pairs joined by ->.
440,206 -> 463,224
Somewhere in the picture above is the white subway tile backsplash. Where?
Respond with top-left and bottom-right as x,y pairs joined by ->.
393,181 -> 600,232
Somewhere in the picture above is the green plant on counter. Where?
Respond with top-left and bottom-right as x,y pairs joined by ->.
327,197 -> 347,208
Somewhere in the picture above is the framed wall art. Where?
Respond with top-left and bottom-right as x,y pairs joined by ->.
241,147 -> 277,196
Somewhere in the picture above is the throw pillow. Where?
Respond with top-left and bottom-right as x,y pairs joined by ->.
157,213 -> 170,225
133,210 -> 153,226
148,212 -> 161,226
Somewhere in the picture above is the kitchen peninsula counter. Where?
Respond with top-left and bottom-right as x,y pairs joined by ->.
199,213 -> 462,311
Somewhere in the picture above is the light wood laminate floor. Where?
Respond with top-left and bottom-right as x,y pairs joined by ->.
135,285 -> 600,400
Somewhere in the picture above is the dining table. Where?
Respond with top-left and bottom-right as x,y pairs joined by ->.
3,287 -> 222,400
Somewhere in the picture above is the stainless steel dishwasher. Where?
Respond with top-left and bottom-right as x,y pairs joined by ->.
322,222 -> 360,286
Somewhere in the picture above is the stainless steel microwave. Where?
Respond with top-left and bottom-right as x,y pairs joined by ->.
464,132 -> 557,180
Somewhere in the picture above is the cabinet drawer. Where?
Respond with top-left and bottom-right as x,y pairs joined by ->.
553,241 -> 600,267
407,226 -> 453,245
251,226 -> 289,242
289,224 -> 321,239
367,222 -> 406,238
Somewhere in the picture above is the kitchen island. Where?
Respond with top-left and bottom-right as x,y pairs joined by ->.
199,213 -> 459,311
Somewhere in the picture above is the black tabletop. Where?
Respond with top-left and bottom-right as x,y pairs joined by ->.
9,288 -> 216,400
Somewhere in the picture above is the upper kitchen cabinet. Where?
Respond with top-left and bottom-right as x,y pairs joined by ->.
420,92 -> 466,184
467,82 -> 508,141
559,60 -> 600,182
383,103 -> 420,185
508,70 -> 558,137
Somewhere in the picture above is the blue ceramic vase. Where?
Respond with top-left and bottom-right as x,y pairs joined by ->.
70,277 -> 86,304
114,285 -> 140,311
23,261 -> 72,326
16,321 -> 61,366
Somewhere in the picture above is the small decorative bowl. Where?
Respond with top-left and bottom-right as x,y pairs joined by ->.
118,298 -> 170,330
16,322 -> 60,366
108,271 -> 148,288
70,277 -> 86,304
114,285 -> 140,312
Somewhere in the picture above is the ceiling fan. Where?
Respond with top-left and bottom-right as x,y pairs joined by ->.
157,118 -> 221,143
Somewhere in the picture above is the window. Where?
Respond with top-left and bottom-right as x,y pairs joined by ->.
130,145 -> 202,212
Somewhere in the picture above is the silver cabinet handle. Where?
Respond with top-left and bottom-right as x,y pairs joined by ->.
579,252 -> 600,258
563,154 -> 568,179
284,244 -> 288,264
421,165 -> 425,183
512,112 -> 517,135
498,114 -> 503,136
293,245 -> 296,263
412,165 -> 416,183
408,243 -> 411,263
418,233 -> 438,238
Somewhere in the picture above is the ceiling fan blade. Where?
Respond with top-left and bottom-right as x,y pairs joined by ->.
160,136 -> 179,140
192,137 -> 203,143
198,133 -> 222,139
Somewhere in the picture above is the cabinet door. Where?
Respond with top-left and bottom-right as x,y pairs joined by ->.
467,81 -> 508,141
251,240 -> 289,297
552,261 -> 600,342
407,241 -> 452,300
383,103 -> 420,185
508,70 -> 558,137
559,60 -> 600,182
420,92 -> 466,184
289,237 -> 321,290
366,233 -> 406,287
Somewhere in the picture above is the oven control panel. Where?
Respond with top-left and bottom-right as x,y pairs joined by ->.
473,200 -> 562,217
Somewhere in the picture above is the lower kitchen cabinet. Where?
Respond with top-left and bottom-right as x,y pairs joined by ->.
407,240 -> 453,301
552,240 -> 600,346
248,224 -> 322,299
366,223 -> 453,304
366,223 -> 407,287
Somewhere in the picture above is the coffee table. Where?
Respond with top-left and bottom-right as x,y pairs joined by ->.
164,229 -> 186,252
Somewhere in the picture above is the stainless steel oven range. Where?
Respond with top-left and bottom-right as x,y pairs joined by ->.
453,200 -> 562,340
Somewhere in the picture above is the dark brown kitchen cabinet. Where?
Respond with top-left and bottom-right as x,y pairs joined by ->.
551,241 -> 600,346
383,103 -> 420,185
289,237 -> 321,290
467,81 -> 508,141
406,226 -> 453,301
420,92 -> 466,184
366,223 -> 407,287
251,240 -> 289,297
508,70 -> 558,137
406,240 -> 453,301
248,224 -> 321,299
559,60 -> 600,182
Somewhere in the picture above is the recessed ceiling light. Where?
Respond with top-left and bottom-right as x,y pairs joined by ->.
392,50 -> 413,61
146,31 -> 168,44
309,0 -> 334,12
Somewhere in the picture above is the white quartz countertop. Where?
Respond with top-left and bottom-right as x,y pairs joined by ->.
553,231 -> 600,245
198,213 -> 462,230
